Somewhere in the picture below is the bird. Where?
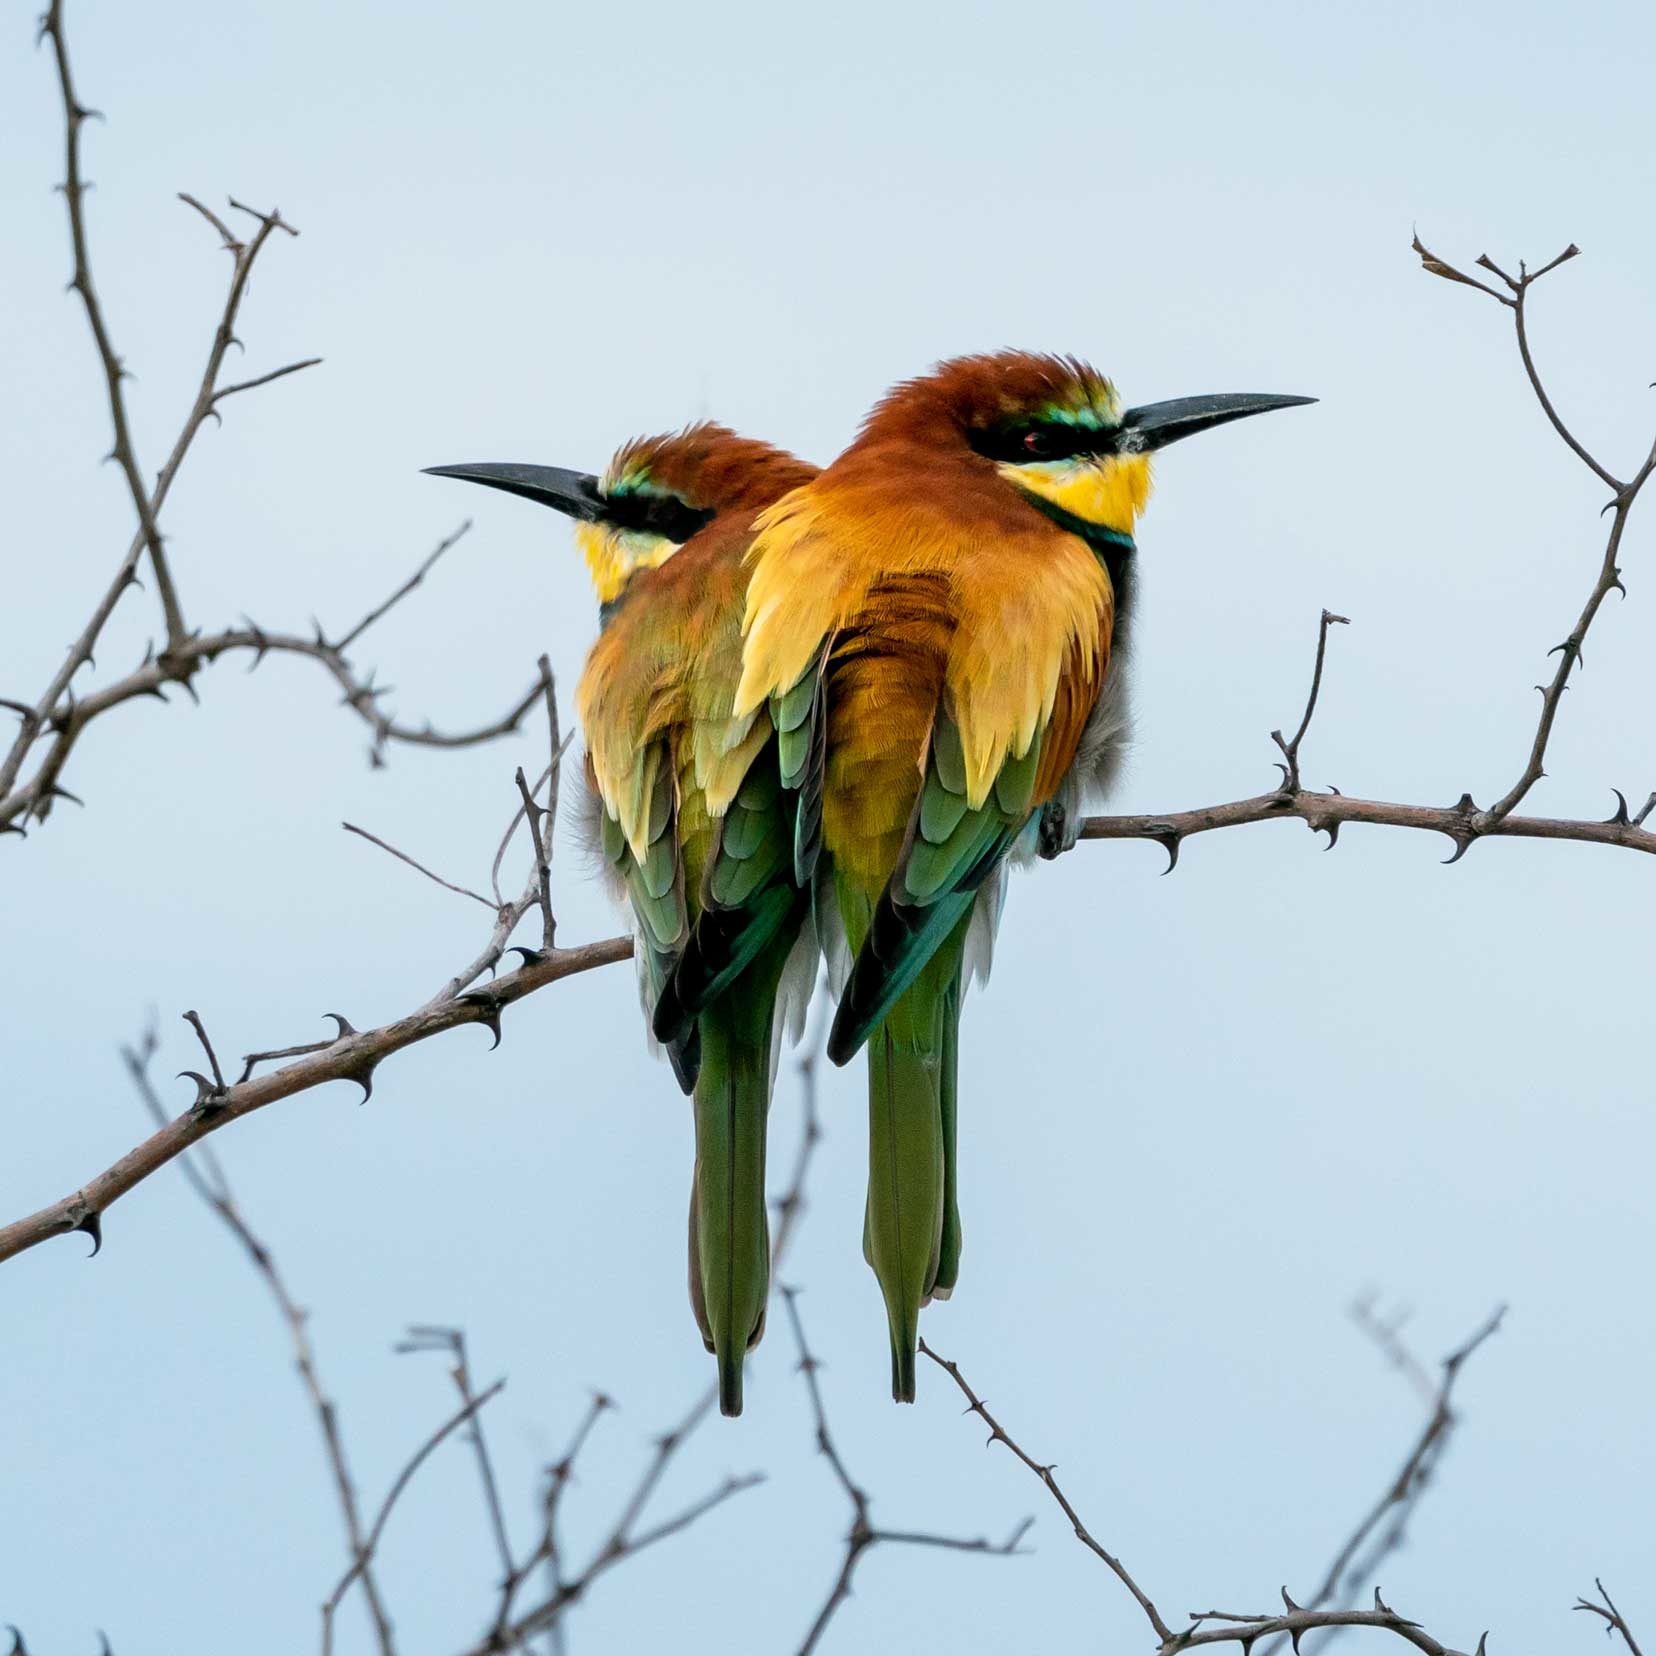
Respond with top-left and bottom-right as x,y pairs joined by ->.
426,424 -> 820,1415
730,352 -> 1314,1400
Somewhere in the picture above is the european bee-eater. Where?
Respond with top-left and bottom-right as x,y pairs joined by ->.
732,353 -> 1313,1399
426,425 -> 819,1415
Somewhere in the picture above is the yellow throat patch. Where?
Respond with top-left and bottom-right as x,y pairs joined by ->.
574,521 -> 679,607
995,452 -> 1154,540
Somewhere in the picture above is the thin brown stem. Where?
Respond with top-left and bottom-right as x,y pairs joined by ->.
343,822 -> 497,911
920,1339 -> 1173,1644
1576,1580 -> 1646,1656
321,1381 -> 505,1656
1271,609 -> 1349,792
38,0 -> 184,645
335,521 -> 474,653
789,1293 -> 1026,1656
121,1033 -> 397,1656
1258,1304 -> 1505,1653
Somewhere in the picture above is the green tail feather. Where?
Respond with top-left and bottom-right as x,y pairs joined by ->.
689,1003 -> 772,1416
861,923 -> 969,1402
932,969 -> 963,1300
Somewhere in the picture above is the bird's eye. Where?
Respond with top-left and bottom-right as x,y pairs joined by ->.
1022,430 -> 1054,458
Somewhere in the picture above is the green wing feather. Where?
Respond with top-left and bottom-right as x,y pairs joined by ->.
602,742 -> 698,1092
826,709 -> 1038,1067
653,735 -> 810,1046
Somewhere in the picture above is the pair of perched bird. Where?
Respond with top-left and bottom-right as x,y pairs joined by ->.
430,352 -> 1310,1414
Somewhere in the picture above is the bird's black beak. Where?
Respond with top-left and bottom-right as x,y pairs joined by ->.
423,462 -> 606,521
1117,393 -> 1317,453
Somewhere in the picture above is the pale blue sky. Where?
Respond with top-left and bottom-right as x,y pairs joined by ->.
3,1 -> 1654,1651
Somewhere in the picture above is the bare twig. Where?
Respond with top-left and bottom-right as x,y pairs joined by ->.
1271,609 -> 1349,793
785,1292 -> 1027,1656
121,1030 -> 397,1656
37,0 -> 184,645
490,762 -> 553,908
1257,1304 -> 1505,1653
1412,237 -> 1655,829
1,621 -> 543,833
212,357 -> 323,404
181,1009 -> 227,1095
2,40 -> 311,812
1577,1580 -> 1646,1656
461,1381 -> 763,1655
336,521 -> 474,653
321,1380 -> 506,1656
396,1328 -> 515,1592
344,822 -> 496,911
919,1339 -> 1173,1644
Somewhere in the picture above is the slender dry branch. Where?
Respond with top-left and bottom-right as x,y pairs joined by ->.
336,521 -> 474,653
37,0 -> 185,645
785,1292 -> 1027,1656
1257,1303 -> 1505,1654
921,1342 -> 1507,1656
0,932 -> 629,1266
461,1382 -> 763,1655
344,822 -> 496,911
5,3 -> 518,836
1271,609 -> 1349,792
121,1028 -> 396,1656
1412,235 -> 1656,827
1576,1581 -> 1645,1656
321,1379 -> 506,1656
1,620 -> 543,833
919,1339 -> 1174,1644
396,1327 -> 516,1599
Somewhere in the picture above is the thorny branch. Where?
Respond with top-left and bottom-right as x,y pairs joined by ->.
1413,234 -> 1656,828
0,679 -> 630,1268
921,1332 -> 1517,1656
919,1339 -> 1175,1643
784,1290 -> 1028,1656
1255,1302 -> 1506,1654
4,3 -> 534,837
121,1027 -> 397,1656
37,0 -> 188,649
1082,237 -> 1656,876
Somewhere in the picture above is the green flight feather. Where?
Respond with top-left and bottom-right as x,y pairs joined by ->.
601,805 -> 626,865
826,713 -> 1036,1067
654,738 -> 808,1047
719,795 -> 771,861
768,645 -> 829,881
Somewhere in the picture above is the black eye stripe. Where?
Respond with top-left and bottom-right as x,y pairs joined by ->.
968,420 -> 1120,465
600,492 -> 716,542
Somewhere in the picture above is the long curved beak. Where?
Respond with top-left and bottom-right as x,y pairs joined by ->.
423,462 -> 606,521
1118,393 -> 1317,453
